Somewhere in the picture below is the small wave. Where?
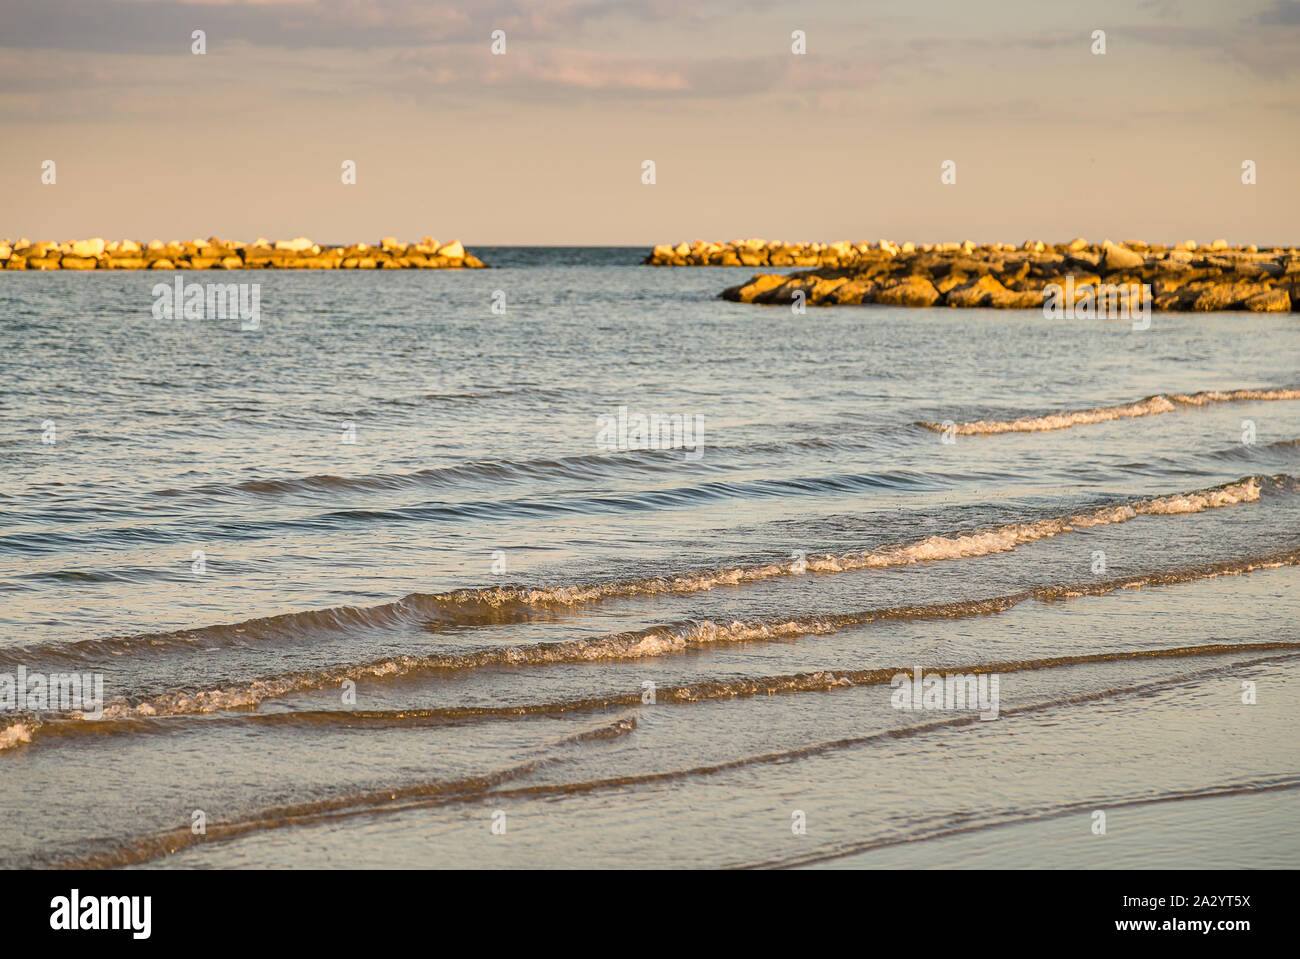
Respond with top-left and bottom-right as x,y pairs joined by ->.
1205,437 -> 1300,461
2,475 -> 1281,671
77,545 -> 1300,721
67,427 -> 912,506
43,654 -> 1295,867
36,711 -> 634,867
744,778 -> 1300,870
920,388 -> 1300,435
151,449 -> 720,500
20,641 -> 1298,749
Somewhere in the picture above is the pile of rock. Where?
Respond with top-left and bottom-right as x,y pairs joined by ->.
645,239 -> 867,267
647,236 -> 1290,270
0,236 -> 487,270
717,239 -> 1300,312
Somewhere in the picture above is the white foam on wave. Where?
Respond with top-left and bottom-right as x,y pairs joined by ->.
0,722 -> 34,751
922,389 -> 1300,435
457,478 -> 1262,603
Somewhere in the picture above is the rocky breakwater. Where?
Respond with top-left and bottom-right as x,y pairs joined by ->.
718,239 -> 1300,312
0,236 -> 487,270
645,238 -> 856,267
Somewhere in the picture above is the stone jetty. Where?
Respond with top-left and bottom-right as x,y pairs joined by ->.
646,239 -> 850,267
711,239 -> 1299,312
0,237 -> 487,270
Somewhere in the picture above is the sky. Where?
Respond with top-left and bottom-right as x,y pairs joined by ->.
1,0 -> 1298,245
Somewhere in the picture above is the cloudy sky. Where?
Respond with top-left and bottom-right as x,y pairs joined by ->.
2,0 -> 1298,244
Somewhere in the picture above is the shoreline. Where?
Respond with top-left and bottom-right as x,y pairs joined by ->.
716,240 -> 1299,312
0,236 -> 487,270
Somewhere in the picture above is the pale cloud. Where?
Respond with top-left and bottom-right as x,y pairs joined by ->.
1,0 -> 1295,243
387,46 -> 791,98
0,0 -> 703,52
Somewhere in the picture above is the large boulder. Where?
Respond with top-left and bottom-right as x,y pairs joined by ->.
1242,289 -> 1291,312
721,273 -> 787,303
1100,244 -> 1144,271
989,287 -> 1044,309
806,277 -> 849,303
828,278 -> 877,305
944,274 -> 1008,308
1187,282 -> 1267,311
875,276 -> 940,307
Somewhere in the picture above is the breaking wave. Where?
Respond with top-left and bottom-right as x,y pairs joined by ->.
2,475 -> 1278,671
920,388 -> 1300,435
62,545 -> 1300,722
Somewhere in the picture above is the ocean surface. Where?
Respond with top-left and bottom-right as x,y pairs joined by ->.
1,246 -> 1298,869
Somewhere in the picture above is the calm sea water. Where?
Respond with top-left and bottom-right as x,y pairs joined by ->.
1,248 -> 1298,868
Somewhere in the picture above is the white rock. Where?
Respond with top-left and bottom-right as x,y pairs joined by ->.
1102,244 -> 1144,270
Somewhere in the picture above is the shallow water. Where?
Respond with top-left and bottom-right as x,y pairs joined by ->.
1,248 -> 1297,868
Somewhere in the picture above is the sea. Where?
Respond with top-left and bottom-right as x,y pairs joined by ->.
1,246 -> 1297,868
